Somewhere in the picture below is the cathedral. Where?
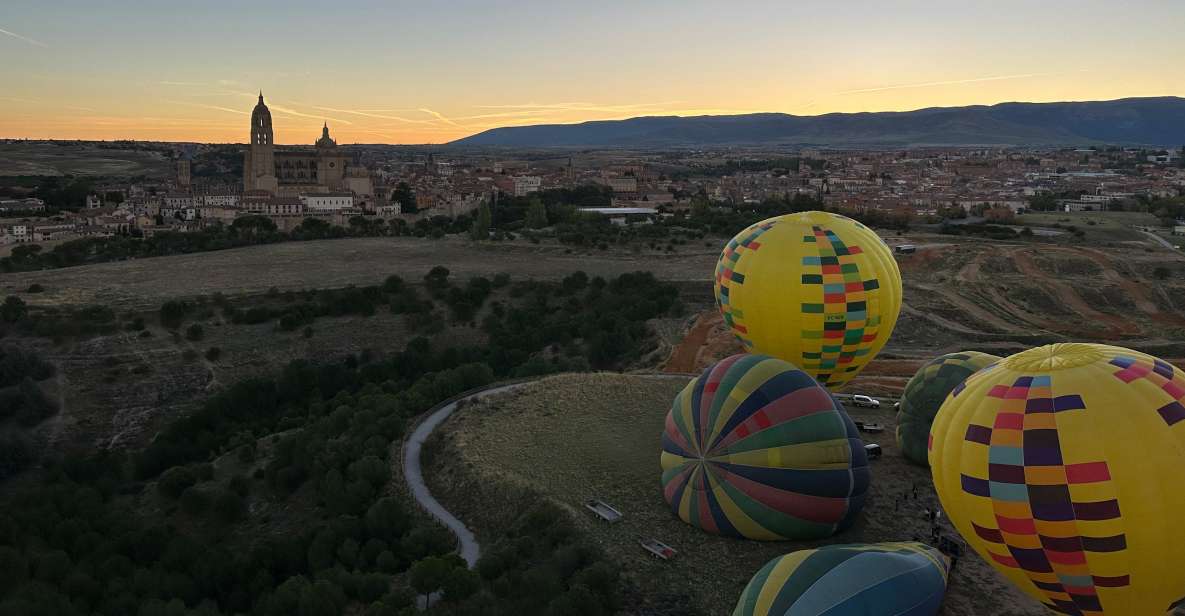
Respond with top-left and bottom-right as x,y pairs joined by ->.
242,93 -> 370,197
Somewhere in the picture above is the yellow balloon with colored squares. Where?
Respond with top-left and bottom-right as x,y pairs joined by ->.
930,343 -> 1185,615
713,211 -> 902,389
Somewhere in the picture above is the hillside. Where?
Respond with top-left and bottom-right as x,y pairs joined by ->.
449,97 -> 1185,147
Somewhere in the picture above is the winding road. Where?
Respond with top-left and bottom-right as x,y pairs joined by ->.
401,373 -> 694,570
401,382 -> 531,568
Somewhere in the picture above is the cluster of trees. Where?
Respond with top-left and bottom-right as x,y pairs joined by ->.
510,193 -> 911,251
0,346 -> 57,479
0,296 -> 119,341
670,157 -> 827,179
0,214 -> 478,273
0,267 -> 666,615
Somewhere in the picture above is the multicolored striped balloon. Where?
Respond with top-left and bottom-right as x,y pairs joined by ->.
897,350 -> 1000,466
660,354 -> 869,540
930,343 -> 1185,615
714,211 -> 902,389
733,542 -> 950,616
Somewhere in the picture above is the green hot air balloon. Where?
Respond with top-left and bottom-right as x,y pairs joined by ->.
895,351 -> 999,465
733,542 -> 950,616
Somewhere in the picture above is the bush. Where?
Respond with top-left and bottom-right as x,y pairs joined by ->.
0,431 -> 35,480
213,488 -> 246,523
185,323 -> 204,341
158,466 -> 198,499
159,300 -> 192,329
179,487 -> 210,514
205,347 -> 222,361
25,284 -> 44,294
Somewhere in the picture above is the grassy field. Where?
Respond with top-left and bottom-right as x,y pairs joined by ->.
433,373 -> 1043,616
1,236 -> 720,310
1017,210 -> 1162,242
0,142 -> 172,177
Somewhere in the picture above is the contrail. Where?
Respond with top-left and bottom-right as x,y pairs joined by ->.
419,108 -> 459,126
311,105 -> 435,124
0,26 -> 47,48
166,100 -> 250,115
835,72 -> 1066,95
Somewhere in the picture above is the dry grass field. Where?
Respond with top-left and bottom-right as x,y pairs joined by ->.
1,236 -> 720,310
428,373 -> 1043,616
0,142 -> 172,177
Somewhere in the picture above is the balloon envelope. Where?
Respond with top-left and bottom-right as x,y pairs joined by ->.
661,354 -> 869,540
897,351 -> 1000,466
714,211 -> 902,388
732,542 -> 950,616
930,343 -> 1185,615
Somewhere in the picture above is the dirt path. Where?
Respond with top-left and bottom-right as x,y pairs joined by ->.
1077,246 -> 1185,326
661,312 -> 716,373
1009,247 -> 1139,337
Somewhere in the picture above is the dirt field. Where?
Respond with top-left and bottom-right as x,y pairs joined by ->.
429,373 -> 1044,616
1,236 -> 720,310
0,142 -> 172,177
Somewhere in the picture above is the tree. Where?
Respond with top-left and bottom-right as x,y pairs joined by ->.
391,182 -> 417,214
470,203 -> 491,241
1154,266 -> 1170,280
1,297 -> 27,323
409,556 -> 449,604
186,323 -> 204,341
525,198 -> 549,229
1027,192 -> 1059,212
442,566 -> 480,602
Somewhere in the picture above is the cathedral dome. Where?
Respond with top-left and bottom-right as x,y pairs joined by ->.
316,122 -> 337,148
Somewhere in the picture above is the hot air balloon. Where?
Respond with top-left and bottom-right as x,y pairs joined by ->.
930,343 -> 1185,615
897,351 -> 1000,466
660,354 -> 869,540
714,211 -> 902,389
732,542 -> 950,616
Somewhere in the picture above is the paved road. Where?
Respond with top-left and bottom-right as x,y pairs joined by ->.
1139,229 -> 1177,250
402,382 -> 531,568
402,373 -> 693,570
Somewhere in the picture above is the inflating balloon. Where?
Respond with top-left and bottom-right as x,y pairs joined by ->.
897,351 -> 1000,466
732,542 -> 950,616
714,211 -> 902,389
660,354 -> 869,540
930,343 -> 1185,615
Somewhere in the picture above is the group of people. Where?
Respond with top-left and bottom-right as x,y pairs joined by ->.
897,482 -> 961,573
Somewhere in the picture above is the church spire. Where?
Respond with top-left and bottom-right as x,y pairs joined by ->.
258,91 -> 264,104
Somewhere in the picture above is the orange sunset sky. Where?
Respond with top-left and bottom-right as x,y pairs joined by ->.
2,1 -> 1183,145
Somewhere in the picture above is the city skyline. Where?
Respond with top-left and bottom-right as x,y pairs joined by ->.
2,0 -> 1184,144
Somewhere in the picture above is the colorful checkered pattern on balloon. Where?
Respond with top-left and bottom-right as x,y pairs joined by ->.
957,374 -> 1127,616
714,220 -> 777,347
1109,355 -> 1185,426
797,225 -> 882,386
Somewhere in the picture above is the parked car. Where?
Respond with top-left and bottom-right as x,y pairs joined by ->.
851,394 -> 881,408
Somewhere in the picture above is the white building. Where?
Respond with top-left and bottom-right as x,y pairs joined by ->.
512,176 -> 541,197
607,177 -> 638,193
199,194 -> 240,207
163,193 -> 195,209
300,192 -> 354,212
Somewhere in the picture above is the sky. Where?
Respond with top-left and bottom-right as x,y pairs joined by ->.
1,0 -> 1183,145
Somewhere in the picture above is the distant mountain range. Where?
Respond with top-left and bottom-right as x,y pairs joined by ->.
449,97 -> 1185,148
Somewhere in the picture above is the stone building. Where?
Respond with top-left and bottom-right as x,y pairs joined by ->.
242,93 -> 370,198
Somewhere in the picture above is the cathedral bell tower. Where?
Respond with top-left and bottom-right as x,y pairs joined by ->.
244,92 -> 278,193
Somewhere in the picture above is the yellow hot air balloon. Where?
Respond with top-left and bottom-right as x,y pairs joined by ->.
930,343 -> 1185,615
714,211 -> 902,389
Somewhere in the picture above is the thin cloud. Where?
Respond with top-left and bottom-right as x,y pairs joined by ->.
166,100 -> 250,115
159,81 -> 208,87
418,108 -> 459,126
834,72 -> 1072,95
310,105 -> 435,125
0,26 -> 47,48
477,101 -> 685,112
